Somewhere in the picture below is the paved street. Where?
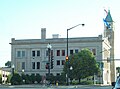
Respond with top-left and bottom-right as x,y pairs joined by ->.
0,85 -> 113,89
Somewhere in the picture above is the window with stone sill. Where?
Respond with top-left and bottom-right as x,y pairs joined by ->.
17,50 -> 26,58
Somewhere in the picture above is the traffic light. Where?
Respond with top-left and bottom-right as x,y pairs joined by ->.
66,56 -> 68,61
46,63 -> 49,69
51,56 -> 54,69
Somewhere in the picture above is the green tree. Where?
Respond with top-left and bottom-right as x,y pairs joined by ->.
116,67 -> 120,76
63,48 -> 100,83
116,67 -> 120,73
5,61 -> 11,68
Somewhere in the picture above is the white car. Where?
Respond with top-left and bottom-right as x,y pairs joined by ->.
112,77 -> 120,89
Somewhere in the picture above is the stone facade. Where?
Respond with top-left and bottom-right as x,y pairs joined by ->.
10,30 -> 111,84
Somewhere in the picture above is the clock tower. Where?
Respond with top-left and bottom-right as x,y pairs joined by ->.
104,10 -> 116,83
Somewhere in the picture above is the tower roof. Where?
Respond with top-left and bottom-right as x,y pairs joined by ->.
105,10 -> 113,22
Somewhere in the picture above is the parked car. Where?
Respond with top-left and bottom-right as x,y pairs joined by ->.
112,77 -> 120,89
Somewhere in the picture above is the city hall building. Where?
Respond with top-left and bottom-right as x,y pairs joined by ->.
10,10 -> 115,85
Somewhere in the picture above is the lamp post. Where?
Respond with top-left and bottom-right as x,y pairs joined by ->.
70,66 -> 73,84
66,24 -> 84,85
22,69 -> 25,83
12,64 -> 15,76
47,43 -> 52,76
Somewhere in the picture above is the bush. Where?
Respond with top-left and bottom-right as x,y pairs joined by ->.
36,74 -> 42,83
80,80 -> 93,85
24,74 -> 31,84
10,73 -> 22,85
21,74 -> 42,84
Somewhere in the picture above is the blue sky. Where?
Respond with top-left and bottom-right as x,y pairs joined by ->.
0,0 -> 120,67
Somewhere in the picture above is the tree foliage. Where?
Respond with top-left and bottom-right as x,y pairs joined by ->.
46,74 -> 66,84
10,73 -> 22,85
116,67 -> 120,73
36,74 -> 42,83
63,48 -> 100,82
5,61 -> 11,68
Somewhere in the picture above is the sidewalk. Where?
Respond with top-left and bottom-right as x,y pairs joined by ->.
0,84 -> 111,88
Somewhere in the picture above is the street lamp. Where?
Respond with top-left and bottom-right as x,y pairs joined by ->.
66,24 -> 84,85
47,43 -> 52,76
22,69 -> 24,73
70,66 -> 73,84
12,64 -> 15,75
70,66 -> 73,70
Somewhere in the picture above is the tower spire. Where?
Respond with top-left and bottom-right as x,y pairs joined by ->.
105,10 -> 113,22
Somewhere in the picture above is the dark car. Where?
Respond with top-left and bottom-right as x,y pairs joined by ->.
112,77 -> 120,89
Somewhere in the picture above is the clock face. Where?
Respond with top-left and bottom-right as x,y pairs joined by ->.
106,22 -> 112,30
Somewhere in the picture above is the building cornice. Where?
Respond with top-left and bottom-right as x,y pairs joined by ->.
10,35 -> 104,45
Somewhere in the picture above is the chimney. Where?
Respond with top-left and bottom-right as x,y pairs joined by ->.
52,34 -> 59,38
41,28 -> 46,39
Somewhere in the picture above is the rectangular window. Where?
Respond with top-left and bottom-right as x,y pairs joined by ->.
56,73 -> 60,76
51,50 -> 53,56
62,50 -> 65,56
46,50 -> 48,56
92,49 -> 96,55
22,62 -> 25,69
17,51 -> 21,57
32,62 -> 35,69
37,50 -> 40,56
37,62 -> 40,69
16,50 -> 26,58
22,51 -> 25,57
57,50 -> 60,56
57,60 -> 60,65
62,60 -> 65,65
75,49 -> 78,53
32,51 -> 35,57
70,50 -> 73,55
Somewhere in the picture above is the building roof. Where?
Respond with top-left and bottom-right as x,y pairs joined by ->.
105,10 -> 113,22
